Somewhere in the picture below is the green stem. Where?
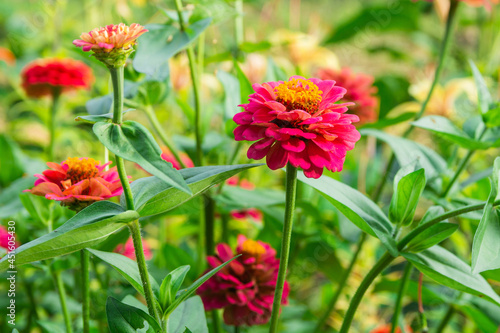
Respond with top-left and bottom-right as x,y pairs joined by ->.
339,198 -> 500,332
48,88 -> 61,161
269,163 -> 298,333
434,305 -> 455,333
81,250 -> 90,333
51,267 -> 73,333
143,105 -> 187,169
128,220 -> 160,322
212,310 -> 222,333
313,233 -> 367,333
110,66 -> 124,124
174,0 -> 203,166
371,0 -> 459,201
204,194 -> 216,255
390,263 -> 412,333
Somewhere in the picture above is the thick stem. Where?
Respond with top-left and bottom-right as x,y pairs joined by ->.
434,305 -> 455,333
51,267 -> 73,333
143,105 -> 187,168
269,164 -> 298,333
211,310 -> 222,333
418,273 -> 429,333
390,263 -> 412,333
128,220 -> 160,322
174,0 -> 203,166
371,1 -> 459,201
313,233 -> 367,333
110,66 -> 124,124
81,250 -> 90,333
48,88 -> 61,161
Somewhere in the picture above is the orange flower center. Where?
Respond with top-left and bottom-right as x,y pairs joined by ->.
64,157 -> 99,183
240,239 -> 266,258
274,78 -> 322,113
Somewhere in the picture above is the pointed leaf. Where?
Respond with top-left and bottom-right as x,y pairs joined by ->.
0,201 -> 138,271
93,120 -> 191,194
160,265 -> 190,310
106,297 -> 161,333
469,60 -> 492,115
88,249 -> 160,298
297,172 -> 398,256
167,296 -> 208,333
389,167 -> 426,226
128,164 -> 260,217
405,222 -> 458,253
402,246 -> 500,306
164,256 -> 239,316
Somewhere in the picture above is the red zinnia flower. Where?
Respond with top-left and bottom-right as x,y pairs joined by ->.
317,67 -> 378,125
25,157 -> 123,211
73,23 -> 148,53
370,325 -> 413,333
21,58 -> 93,98
114,237 -> 152,261
197,235 -> 289,326
233,76 -> 360,179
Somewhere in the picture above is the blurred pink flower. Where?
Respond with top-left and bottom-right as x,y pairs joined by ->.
0,226 -> 19,258
197,235 -> 289,326
233,76 -> 360,178
21,58 -> 93,98
225,175 -> 255,190
25,157 -> 123,211
73,23 -> 147,53
230,208 -> 263,221
317,67 -> 378,125
370,325 -> 413,333
114,237 -> 152,261
161,147 -> 194,170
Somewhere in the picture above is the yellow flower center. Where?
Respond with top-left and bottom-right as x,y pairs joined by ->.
64,157 -> 99,183
274,78 -> 323,113
240,239 -> 266,258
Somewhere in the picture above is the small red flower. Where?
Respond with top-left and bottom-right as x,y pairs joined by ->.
317,67 -> 378,125
233,76 -> 360,179
21,58 -> 93,98
114,237 -> 152,261
370,325 -> 413,333
25,157 -> 123,211
197,235 -> 289,326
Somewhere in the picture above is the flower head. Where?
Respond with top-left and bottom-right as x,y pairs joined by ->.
25,157 -> 123,211
73,23 -> 147,67
370,325 -> 413,333
197,235 -> 289,326
233,76 -> 360,178
317,68 -> 378,125
21,58 -> 93,98
114,237 -> 152,261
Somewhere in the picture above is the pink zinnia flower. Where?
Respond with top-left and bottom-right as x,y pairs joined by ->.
114,237 -> 152,261
233,76 -> 360,179
21,58 -> 93,98
161,147 -> 194,170
25,157 -> 123,211
73,23 -> 148,53
230,208 -> 263,221
317,68 -> 378,125
225,175 -> 255,190
0,226 -> 19,258
197,235 -> 289,326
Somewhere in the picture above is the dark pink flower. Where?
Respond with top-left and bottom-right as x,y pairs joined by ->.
317,67 -> 378,125
197,235 -> 289,326
114,237 -> 152,261
25,157 -> 123,211
233,76 -> 360,179
230,208 -> 263,221
0,226 -> 18,258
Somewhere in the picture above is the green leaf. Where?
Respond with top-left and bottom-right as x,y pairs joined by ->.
0,201 -> 138,271
88,249 -> 160,299
239,41 -> 272,53
93,120 -> 191,195
106,297 -> 161,333
0,176 -> 36,218
128,164 -> 259,217
297,172 -> 398,257
167,296 -> 208,333
234,62 -> 253,104
360,128 -> 446,181
471,179 -> 500,274
0,134 -> 25,187
160,265 -> 190,311
405,222 -> 458,253
412,116 -> 498,150
361,112 -> 416,129
164,256 -> 239,316
133,18 -> 212,77
402,246 -> 500,306
75,109 -> 134,124
483,106 -> 500,128
469,60 -> 492,115
389,166 -> 426,226
217,70 -> 240,120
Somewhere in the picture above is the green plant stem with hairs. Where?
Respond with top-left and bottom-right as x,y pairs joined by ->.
390,263 -> 412,333
269,164 -> 298,333
371,0 -> 460,202
81,250 -> 90,333
108,65 -> 160,322
339,198 -> 500,332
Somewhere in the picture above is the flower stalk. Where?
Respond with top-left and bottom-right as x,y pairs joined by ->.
81,250 -> 90,333
390,262 -> 412,333
269,163 -> 298,332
